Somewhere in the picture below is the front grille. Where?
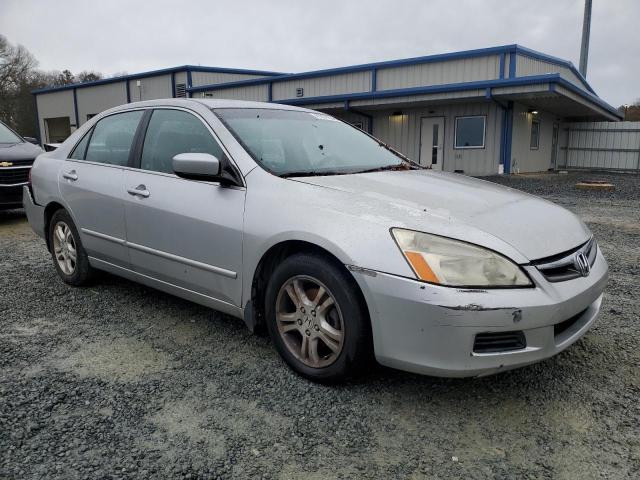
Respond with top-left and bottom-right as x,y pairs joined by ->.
0,167 -> 30,185
473,331 -> 526,354
3,158 -> 34,167
554,308 -> 588,338
533,238 -> 597,283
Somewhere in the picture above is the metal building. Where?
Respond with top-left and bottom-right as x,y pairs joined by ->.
33,44 -> 622,176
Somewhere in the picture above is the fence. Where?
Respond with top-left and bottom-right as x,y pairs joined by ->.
559,121 -> 640,171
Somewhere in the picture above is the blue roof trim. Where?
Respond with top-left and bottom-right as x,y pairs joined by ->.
263,73 -> 621,119
269,75 -> 560,105
188,44 -> 600,100
190,44 -> 519,94
32,64 -> 285,94
72,88 -> 79,126
554,77 -> 622,119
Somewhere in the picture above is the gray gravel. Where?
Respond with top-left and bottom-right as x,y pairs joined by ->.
1,171 -> 639,479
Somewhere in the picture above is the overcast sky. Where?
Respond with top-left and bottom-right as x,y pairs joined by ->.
1,0 -> 637,107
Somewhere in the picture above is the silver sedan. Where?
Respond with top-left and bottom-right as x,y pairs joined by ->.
24,99 -> 607,382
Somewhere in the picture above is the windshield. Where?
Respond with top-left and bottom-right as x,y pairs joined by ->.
214,108 -> 411,176
0,122 -> 23,144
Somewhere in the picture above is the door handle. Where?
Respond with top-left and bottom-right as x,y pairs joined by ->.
127,184 -> 150,198
62,170 -> 78,181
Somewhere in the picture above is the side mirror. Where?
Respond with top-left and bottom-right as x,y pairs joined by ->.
23,136 -> 39,145
172,153 -> 221,181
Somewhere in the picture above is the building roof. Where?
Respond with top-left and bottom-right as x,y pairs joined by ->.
31,65 -> 287,94
32,44 -> 621,121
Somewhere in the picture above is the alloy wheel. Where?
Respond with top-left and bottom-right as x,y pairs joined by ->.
52,221 -> 77,275
275,275 -> 345,368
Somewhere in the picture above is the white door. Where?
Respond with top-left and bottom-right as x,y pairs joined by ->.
419,117 -> 445,170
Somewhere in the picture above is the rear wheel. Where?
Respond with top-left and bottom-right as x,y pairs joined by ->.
265,253 -> 371,382
49,209 -> 94,286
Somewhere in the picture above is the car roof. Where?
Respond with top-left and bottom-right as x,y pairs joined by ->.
105,98 -> 315,113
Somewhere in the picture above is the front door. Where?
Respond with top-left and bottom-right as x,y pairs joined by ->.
123,108 -> 245,307
59,110 -> 144,267
419,117 -> 444,170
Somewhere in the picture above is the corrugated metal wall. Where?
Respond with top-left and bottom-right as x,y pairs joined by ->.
190,72 -> 265,87
194,84 -> 270,102
510,104 -> 558,173
271,71 -> 371,101
340,102 -> 502,176
127,74 -> 172,102
515,56 -> 586,92
376,55 -> 501,90
35,90 -> 76,140
76,81 -> 127,125
559,121 -> 640,171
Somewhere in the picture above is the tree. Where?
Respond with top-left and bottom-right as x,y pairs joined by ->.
55,69 -> 75,86
0,35 -> 104,139
0,35 -> 38,131
619,100 -> 640,121
77,71 -> 102,83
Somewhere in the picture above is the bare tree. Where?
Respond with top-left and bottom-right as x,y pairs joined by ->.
0,35 -> 38,129
78,71 -> 103,83
0,35 -> 104,139
619,99 -> 640,121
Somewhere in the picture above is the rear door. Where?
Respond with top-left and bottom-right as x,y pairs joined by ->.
59,110 -> 144,267
123,108 -> 245,307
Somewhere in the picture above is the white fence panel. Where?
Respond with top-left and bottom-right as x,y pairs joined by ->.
560,121 -> 640,171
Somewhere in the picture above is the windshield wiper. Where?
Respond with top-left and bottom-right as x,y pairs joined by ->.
279,170 -> 347,178
356,162 -> 422,174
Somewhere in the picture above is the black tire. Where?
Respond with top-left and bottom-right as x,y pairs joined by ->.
48,209 -> 94,286
264,252 -> 372,383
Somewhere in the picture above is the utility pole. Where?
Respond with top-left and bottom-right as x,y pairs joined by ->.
579,0 -> 592,77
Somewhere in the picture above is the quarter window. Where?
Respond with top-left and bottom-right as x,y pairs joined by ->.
140,109 -> 225,174
85,111 -> 144,166
69,130 -> 92,160
454,116 -> 485,149
530,119 -> 540,150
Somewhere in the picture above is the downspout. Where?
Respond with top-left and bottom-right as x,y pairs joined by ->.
489,93 -> 513,175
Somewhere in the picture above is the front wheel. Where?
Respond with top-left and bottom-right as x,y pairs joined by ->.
264,253 -> 372,382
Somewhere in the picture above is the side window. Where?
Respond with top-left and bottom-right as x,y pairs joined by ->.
454,116 -> 486,149
85,110 -> 144,166
69,129 -> 92,160
530,119 -> 540,150
140,109 -> 225,174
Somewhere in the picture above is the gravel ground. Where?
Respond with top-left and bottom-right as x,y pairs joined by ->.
1,171 -> 638,479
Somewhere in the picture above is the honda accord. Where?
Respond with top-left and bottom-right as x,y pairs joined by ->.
24,99 -> 608,382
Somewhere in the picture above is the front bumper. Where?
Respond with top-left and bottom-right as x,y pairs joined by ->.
0,184 -> 27,209
351,247 -> 608,377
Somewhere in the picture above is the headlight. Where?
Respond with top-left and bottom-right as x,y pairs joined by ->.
391,228 -> 532,287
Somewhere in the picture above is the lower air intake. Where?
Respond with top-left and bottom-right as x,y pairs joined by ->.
473,331 -> 526,354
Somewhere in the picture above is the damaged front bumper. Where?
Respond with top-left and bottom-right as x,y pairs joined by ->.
351,247 -> 608,377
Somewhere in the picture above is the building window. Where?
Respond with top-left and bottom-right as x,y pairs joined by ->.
530,119 -> 540,150
454,116 -> 485,149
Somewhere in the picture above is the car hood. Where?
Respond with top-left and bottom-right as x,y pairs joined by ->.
294,170 -> 590,261
0,141 -> 43,161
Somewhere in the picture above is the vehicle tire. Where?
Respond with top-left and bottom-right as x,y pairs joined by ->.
264,252 -> 372,383
48,209 -> 94,286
